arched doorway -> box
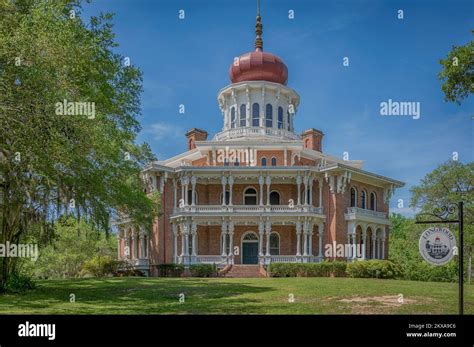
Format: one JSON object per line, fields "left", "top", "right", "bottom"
{"left": 241, "top": 231, "right": 259, "bottom": 264}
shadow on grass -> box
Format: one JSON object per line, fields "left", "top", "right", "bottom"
{"left": 0, "top": 278, "right": 277, "bottom": 314}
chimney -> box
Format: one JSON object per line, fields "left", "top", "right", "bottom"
{"left": 301, "top": 128, "right": 324, "bottom": 152}
{"left": 185, "top": 128, "right": 208, "bottom": 150}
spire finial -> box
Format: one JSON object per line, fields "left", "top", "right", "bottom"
{"left": 255, "top": 0, "right": 263, "bottom": 51}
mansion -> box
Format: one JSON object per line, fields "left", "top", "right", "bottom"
{"left": 116, "top": 9, "right": 403, "bottom": 276}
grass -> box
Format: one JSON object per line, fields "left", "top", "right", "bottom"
{"left": 0, "top": 277, "right": 472, "bottom": 314}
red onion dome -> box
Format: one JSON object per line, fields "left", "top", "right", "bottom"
{"left": 229, "top": 50, "right": 288, "bottom": 85}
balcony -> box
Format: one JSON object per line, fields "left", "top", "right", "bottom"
{"left": 172, "top": 204, "right": 324, "bottom": 216}
{"left": 344, "top": 207, "right": 389, "bottom": 225}
{"left": 213, "top": 127, "right": 300, "bottom": 141}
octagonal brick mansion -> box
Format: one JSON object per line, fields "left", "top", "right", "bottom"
{"left": 116, "top": 12, "right": 404, "bottom": 276}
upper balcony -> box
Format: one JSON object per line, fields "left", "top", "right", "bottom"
{"left": 173, "top": 204, "right": 323, "bottom": 217}
{"left": 344, "top": 206, "right": 390, "bottom": 225}
{"left": 213, "top": 127, "right": 300, "bottom": 142}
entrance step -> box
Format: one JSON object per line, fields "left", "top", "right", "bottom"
{"left": 224, "top": 265, "right": 264, "bottom": 278}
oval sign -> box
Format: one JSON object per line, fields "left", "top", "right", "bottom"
{"left": 419, "top": 227, "right": 456, "bottom": 266}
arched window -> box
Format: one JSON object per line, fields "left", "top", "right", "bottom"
{"left": 252, "top": 103, "right": 260, "bottom": 127}
{"left": 243, "top": 232, "right": 258, "bottom": 241}
{"left": 220, "top": 191, "right": 230, "bottom": 205}
{"left": 269, "top": 232, "right": 280, "bottom": 255}
{"left": 230, "top": 107, "right": 236, "bottom": 128}
{"left": 240, "top": 104, "right": 246, "bottom": 127}
{"left": 278, "top": 107, "right": 284, "bottom": 129}
{"left": 244, "top": 187, "right": 257, "bottom": 205}
{"left": 265, "top": 104, "right": 273, "bottom": 127}
{"left": 370, "top": 192, "right": 377, "bottom": 211}
{"left": 187, "top": 190, "right": 198, "bottom": 205}
{"left": 350, "top": 187, "right": 357, "bottom": 207}
{"left": 361, "top": 190, "right": 367, "bottom": 209}
{"left": 271, "top": 157, "right": 277, "bottom": 166}
{"left": 287, "top": 111, "right": 291, "bottom": 131}
{"left": 261, "top": 157, "right": 267, "bottom": 166}
{"left": 269, "top": 191, "right": 280, "bottom": 205}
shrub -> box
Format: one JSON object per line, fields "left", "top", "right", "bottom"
{"left": 157, "top": 264, "right": 184, "bottom": 277}
{"left": 80, "top": 255, "right": 118, "bottom": 277}
{"left": 330, "top": 261, "right": 347, "bottom": 277}
{"left": 5, "top": 272, "right": 36, "bottom": 293}
{"left": 269, "top": 262, "right": 342, "bottom": 277}
{"left": 189, "top": 264, "right": 217, "bottom": 277}
{"left": 346, "top": 260, "right": 399, "bottom": 279}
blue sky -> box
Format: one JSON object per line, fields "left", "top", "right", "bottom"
{"left": 82, "top": 0, "right": 473, "bottom": 216}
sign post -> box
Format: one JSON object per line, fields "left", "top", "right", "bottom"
{"left": 415, "top": 202, "right": 464, "bottom": 315}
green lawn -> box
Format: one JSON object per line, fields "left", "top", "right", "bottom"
{"left": 0, "top": 277, "right": 472, "bottom": 314}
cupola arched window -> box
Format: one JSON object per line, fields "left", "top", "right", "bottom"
{"left": 252, "top": 103, "right": 260, "bottom": 127}
{"left": 261, "top": 157, "right": 267, "bottom": 166}
{"left": 370, "top": 192, "right": 377, "bottom": 211}
{"left": 271, "top": 157, "right": 277, "bottom": 166}
{"left": 266, "top": 104, "right": 273, "bottom": 127}
{"left": 269, "top": 191, "right": 280, "bottom": 205}
{"left": 361, "top": 190, "right": 367, "bottom": 209}
{"left": 278, "top": 107, "right": 284, "bottom": 129}
{"left": 230, "top": 107, "right": 236, "bottom": 128}
{"left": 244, "top": 187, "right": 257, "bottom": 205}
{"left": 240, "top": 104, "right": 246, "bottom": 127}
{"left": 287, "top": 111, "right": 291, "bottom": 131}
{"left": 350, "top": 187, "right": 357, "bottom": 207}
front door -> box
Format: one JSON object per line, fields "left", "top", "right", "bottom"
{"left": 242, "top": 242, "right": 258, "bottom": 264}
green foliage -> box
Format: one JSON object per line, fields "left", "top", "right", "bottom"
{"left": 24, "top": 217, "right": 117, "bottom": 279}
{"left": 389, "top": 214, "right": 459, "bottom": 282}
{"left": 5, "top": 271, "right": 36, "bottom": 293}
{"left": 268, "top": 261, "right": 346, "bottom": 277}
{"left": 81, "top": 255, "right": 116, "bottom": 277}
{"left": 189, "top": 264, "right": 217, "bottom": 277}
{"left": 0, "top": 0, "right": 157, "bottom": 289}
{"left": 438, "top": 31, "right": 473, "bottom": 104}
{"left": 346, "top": 260, "right": 400, "bottom": 279}
{"left": 156, "top": 264, "right": 184, "bottom": 277}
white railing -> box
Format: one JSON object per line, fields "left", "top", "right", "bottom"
{"left": 270, "top": 255, "right": 299, "bottom": 263}
{"left": 174, "top": 205, "right": 323, "bottom": 215}
{"left": 214, "top": 127, "right": 300, "bottom": 141}
{"left": 346, "top": 207, "right": 387, "bottom": 219}
{"left": 195, "top": 255, "right": 226, "bottom": 264}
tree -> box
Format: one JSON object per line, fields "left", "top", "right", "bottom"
{"left": 438, "top": 31, "right": 474, "bottom": 105}
{"left": 0, "top": 1, "right": 158, "bottom": 291}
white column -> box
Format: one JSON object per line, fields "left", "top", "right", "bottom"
{"left": 308, "top": 221, "right": 314, "bottom": 257}
{"left": 362, "top": 230, "right": 367, "bottom": 260}
{"left": 372, "top": 234, "right": 376, "bottom": 259}
{"left": 228, "top": 222, "right": 234, "bottom": 264}
{"left": 228, "top": 175, "right": 234, "bottom": 206}
{"left": 139, "top": 233, "right": 145, "bottom": 259}
{"left": 221, "top": 175, "right": 227, "bottom": 206}
{"left": 191, "top": 221, "right": 197, "bottom": 259}
{"left": 296, "top": 221, "right": 302, "bottom": 257}
{"left": 309, "top": 178, "right": 313, "bottom": 206}
{"left": 266, "top": 174, "right": 271, "bottom": 206}
{"left": 303, "top": 220, "right": 308, "bottom": 257}
{"left": 381, "top": 238, "right": 385, "bottom": 259}
{"left": 221, "top": 221, "right": 228, "bottom": 257}
{"left": 180, "top": 177, "right": 185, "bottom": 207}
{"left": 318, "top": 223, "right": 324, "bottom": 258}
{"left": 172, "top": 223, "right": 178, "bottom": 263}
{"left": 173, "top": 178, "right": 177, "bottom": 209}
{"left": 296, "top": 174, "right": 302, "bottom": 206}
{"left": 258, "top": 221, "right": 264, "bottom": 257}
{"left": 259, "top": 173, "right": 264, "bottom": 206}
{"left": 318, "top": 178, "right": 323, "bottom": 207}
{"left": 191, "top": 175, "right": 196, "bottom": 206}
{"left": 184, "top": 176, "right": 189, "bottom": 206}
{"left": 265, "top": 221, "right": 271, "bottom": 257}
{"left": 180, "top": 223, "right": 185, "bottom": 258}
{"left": 303, "top": 175, "right": 308, "bottom": 205}
{"left": 183, "top": 222, "right": 190, "bottom": 264}
{"left": 131, "top": 234, "right": 137, "bottom": 259}
{"left": 125, "top": 235, "right": 130, "bottom": 259}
